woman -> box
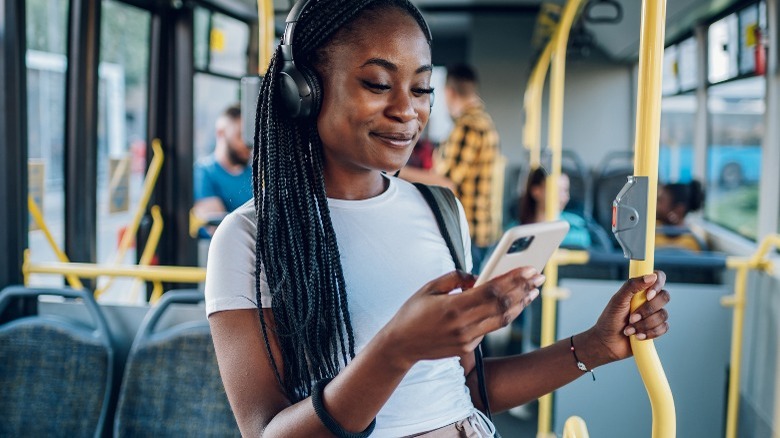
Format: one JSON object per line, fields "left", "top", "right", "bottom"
{"left": 518, "top": 167, "right": 591, "bottom": 249}
{"left": 655, "top": 180, "right": 707, "bottom": 251}
{"left": 206, "top": 1, "right": 671, "bottom": 436}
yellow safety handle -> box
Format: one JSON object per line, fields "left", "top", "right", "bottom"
{"left": 130, "top": 205, "right": 165, "bottom": 304}
{"left": 628, "top": 0, "right": 675, "bottom": 436}
{"left": 258, "top": 0, "right": 274, "bottom": 74}
{"left": 723, "top": 234, "right": 780, "bottom": 438}
{"left": 562, "top": 416, "right": 590, "bottom": 438}
{"left": 95, "top": 139, "right": 164, "bottom": 299}
{"left": 536, "top": 0, "right": 584, "bottom": 435}
{"left": 523, "top": 42, "right": 553, "bottom": 170}
{"left": 26, "top": 195, "right": 84, "bottom": 289}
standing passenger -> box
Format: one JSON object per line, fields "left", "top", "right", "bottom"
{"left": 206, "top": 1, "right": 671, "bottom": 436}
{"left": 436, "top": 64, "right": 499, "bottom": 271}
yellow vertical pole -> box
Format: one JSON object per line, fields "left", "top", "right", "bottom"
{"left": 258, "top": 0, "right": 274, "bottom": 75}
{"left": 27, "top": 195, "right": 84, "bottom": 289}
{"left": 723, "top": 235, "right": 780, "bottom": 438}
{"left": 537, "top": 0, "right": 583, "bottom": 436}
{"left": 723, "top": 263, "right": 748, "bottom": 438}
{"left": 523, "top": 42, "right": 553, "bottom": 170}
{"left": 629, "top": 0, "right": 675, "bottom": 437}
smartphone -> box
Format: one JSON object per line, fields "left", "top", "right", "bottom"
{"left": 474, "top": 220, "right": 570, "bottom": 287}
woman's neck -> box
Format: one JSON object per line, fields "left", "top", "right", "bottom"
{"left": 324, "top": 168, "right": 388, "bottom": 200}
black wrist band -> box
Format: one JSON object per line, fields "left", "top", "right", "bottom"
{"left": 570, "top": 335, "right": 596, "bottom": 381}
{"left": 311, "top": 378, "right": 377, "bottom": 438}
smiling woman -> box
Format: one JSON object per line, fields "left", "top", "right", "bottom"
{"left": 204, "top": 1, "right": 671, "bottom": 437}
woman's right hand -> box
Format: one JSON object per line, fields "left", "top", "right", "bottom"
{"left": 380, "top": 268, "right": 545, "bottom": 368}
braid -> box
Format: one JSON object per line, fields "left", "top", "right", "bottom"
{"left": 252, "top": 0, "right": 432, "bottom": 402}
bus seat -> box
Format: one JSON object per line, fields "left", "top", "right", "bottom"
{"left": 0, "top": 286, "right": 115, "bottom": 438}
{"left": 562, "top": 149, "right": 590, "bottom": 218}
{"left": 114, "top": 290, "right": 237, "bottom": 437}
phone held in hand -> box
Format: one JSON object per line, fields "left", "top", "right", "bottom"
{"left": 475, "top": 220, "right": 570, "bottom": 287}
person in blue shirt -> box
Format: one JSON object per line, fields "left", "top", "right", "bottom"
{"left": 518, "top": 167, "right": 591, "bottom": 249}
{"left": 193, "top": 104, "right": 253, "bottom": 236}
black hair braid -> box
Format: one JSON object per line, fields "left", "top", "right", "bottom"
{"left": 252, "top": 0, "right": 432, "bottom": 402}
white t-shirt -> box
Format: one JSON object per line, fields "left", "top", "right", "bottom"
{"left": 205, "top": 176, "right": 481, "bottom": 437}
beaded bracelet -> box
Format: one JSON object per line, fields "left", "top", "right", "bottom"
{"left": 570, "top": 336, "right": 596, "bottom": 381}
{"left": 311, "top": 378, "right": 377, "bottom": 438}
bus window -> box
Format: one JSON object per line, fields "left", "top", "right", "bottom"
{"left": 25, "top": 0, "right": 68, "bottom": 288}
{"left": 192, "top": 8, "right": 249, "bottom": 169}
{"left": 96, "top": 0, "right": 151, "bottom": 301}
{"left": 659, "top": 94, "right": 696, "bottom": 184}
{"left": 194, "top": 75, "right": 240, "bottom": 163}
{"left": 706, "top": 76, "right": 765, "bottom": 239}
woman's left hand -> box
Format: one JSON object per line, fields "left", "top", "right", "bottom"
{"left": 589, "top": 271, "right": 670, "bottom": 363}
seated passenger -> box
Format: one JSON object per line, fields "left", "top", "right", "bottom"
{"left": 517, "top": 167, "right": 591, "bottom": 249}
{"left": 656, "top": 180, "right": 707, "bottom": 252}
{"left": 206, "top": 2, "right": 671, "bottom": 437}
{"left": 193, "top": 104, "right": 253, "bottom": 237}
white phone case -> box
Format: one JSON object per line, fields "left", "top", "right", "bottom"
{"left": 475, "top": 220, "right": 570, "bottom": 286}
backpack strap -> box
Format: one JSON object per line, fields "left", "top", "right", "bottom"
{"left": 413, "top": 183, "right": 466, "bottom": 271}
{"left": 413, "top": 182, "right": 494, "bottom": 423}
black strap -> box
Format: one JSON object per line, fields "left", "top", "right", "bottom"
{"left": 413, "top": 183, "right": 493, "bottom": 423}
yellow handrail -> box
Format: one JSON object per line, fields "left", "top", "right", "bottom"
{"left": 722, "top": 235, "right": 779, "bottom": 438}
{"left": 95, "top": 139, "right": 164, "bottom": 298}
{"left": 629, "top": 0, "right": 675, "bottom": 436}
{"left": 258, "top": 0, "right": 274, "bottom": 75}
{"left": 24, "top": 261, "right": 205, "bottom": 283}
{"left": 130, "top": 205, "right": 165, "bottom": 304}
{"left": 537, "top": 0, "right": 584, "bottom": 435}
{"left": 562, "top": 416, "right": 590, "bottom": 438}
{"left": 523, "top": 41, "right": 553, "bottom": 170}
{"left": 27, "top": 195, "right": 84, "bottom": 289}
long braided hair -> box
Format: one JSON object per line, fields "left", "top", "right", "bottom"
{"left": 252, "top": 0, "right": 432, "bottom": 402}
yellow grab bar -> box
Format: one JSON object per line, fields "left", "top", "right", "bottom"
{"left": 523, "top": 41, "right": 553, "bottom": 170}
{"left": 629, "top": 0, "right": 675, "bottom": 436}
{"left": 95, "top": 139, "right": 164, "bottom": 298}
{"left": 562, "top": 416, "right": 590, "bottom": 438}
{"left": 27, "top": 195, "right": 84, "bottom": 289}
{"left": 723, "top": 235, "right": 779, "bottom": 438}
{"left": 258, "top": 0, "right": 274, "bottom": 75}
{"left": 130, "top": 205, "right": 165, "bottom": 304}
{"left": 25, "top": 261, "right": 205, "bottom": 283}
{"left": 537, "top": 0, "right": 584, "bottom": 435}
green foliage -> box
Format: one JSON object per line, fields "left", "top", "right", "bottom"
{"left": 26, "top": 0, "right": 68, "bottom": 54}
{"left": 100, "top": 0, "right": 151, "bottom": 89}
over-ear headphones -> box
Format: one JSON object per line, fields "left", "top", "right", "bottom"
{"left": 278, "top": 0, "right": 319, "bottom": 119}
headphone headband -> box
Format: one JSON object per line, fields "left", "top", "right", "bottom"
{"left": 283, "top": 0, "right": 313, "bottom": 46}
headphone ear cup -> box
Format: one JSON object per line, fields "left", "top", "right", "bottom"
{"left": 299, "top": 65, "right": 322, "bottom": 119}
{"left": 279, "top": 63, "right": 307, "bottom": 119}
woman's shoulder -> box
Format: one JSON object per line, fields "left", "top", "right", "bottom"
{"left": 210, "top": 200, "right": 256, "bottom": 250}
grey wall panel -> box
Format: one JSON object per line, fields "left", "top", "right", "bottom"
{"left": 554, "top": 278, "right": 731, "bottom": 438}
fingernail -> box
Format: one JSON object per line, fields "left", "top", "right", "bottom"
{"left": 529, "top": 288, "right": 540, "bottom": 300}
{"left": 629, "top": 313, "right": 642, "bottom": 324}
{"left": 636, "top": 333, "right": 647, "bottom": 340}
{"left": 646, "top": 289, "right": 657, "bottom": 301}
{"left": 533, "top": 275, "right": 546, "bottom": 287}
{"left": 643, "top": 273, "right": 657, "bottom": 283}
{"left": 624, "top": 326, "right": 636, "bottom": 336}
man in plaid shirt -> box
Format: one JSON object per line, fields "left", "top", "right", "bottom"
{"left": 436, "top": 64, "right": 499, "bottom": 272}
